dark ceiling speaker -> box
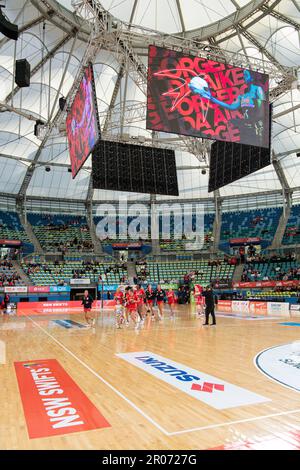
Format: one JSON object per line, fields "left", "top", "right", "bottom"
{"left": 0, "top": 7, "right": 19, "bottom": 40}
{"left": 45, "top": 166, "right": 51, "bottom": 172}
{"left": 201, "top": 169, "right": 207, "bottom": 175}
{"left": 34, "top": 119, "right": 45, "bottom": 137}
{"left": 297, "top": 152, "right": 300, "bottom": 158}
{"left": 59, "top": 97, "right": 66, "bottom": 111}
{"left": 15, "top": 59, "right": 30, "bottom": 87}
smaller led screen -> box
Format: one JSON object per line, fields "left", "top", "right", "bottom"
{"left": 66, "top": 64, "right": 100, "bottom": 178}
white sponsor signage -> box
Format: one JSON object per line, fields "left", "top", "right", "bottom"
{"left": 290, "top": 305, "right": 300, "bottom": 312}
{"left": 255, "top": 343, "right": 300, "bottom": 392}
{"left": 117, "top": 351, "right": 270, "bottom": 409}
{"left": 232, "top": 300, "right": 249, "bottom": 312}
{"left": 70, "top": 279, "right": 90, "bottom": 285}
{"left": 4, "top": 286, "right": 27, "bottom": 293}
{"left": 267, "top": 302, "right": 289, "bottom": 316}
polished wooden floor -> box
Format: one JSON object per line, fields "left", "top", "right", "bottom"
{"left": 1, "top": 305, "right": 300, "bottom": 450}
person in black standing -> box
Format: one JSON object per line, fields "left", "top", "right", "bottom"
{"left": 4, "top": 293, "right": 10, "bottom": 312}
{"left": 202, "top": 286, "right": 216, "bottom": 326}
{"left": 155, "top": 284, "right": 165, "bottom": 320}
{"left": 82, "top": 289, "right": 94, "bottom": 327}
{"left": 145, "top": 284, "right": 155, "bottom": 319}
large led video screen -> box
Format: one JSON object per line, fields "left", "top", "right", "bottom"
{"left": 147, "top": 45, "right": 270, "bottom": 148}
{"left": 66, "top": 64, "right": 100, "bottom": 178}
{"left": 208, "top": 104, "right": 272, "bottom": 192}
{"left": 92, "top": 140, "right": 178, "bottom": 196}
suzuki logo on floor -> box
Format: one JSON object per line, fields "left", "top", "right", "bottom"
{"left": 191, "top": 382, "right": 225, "bottom": 393}
{"left": 117, "top": 352, "right": 270, "bottom": 410}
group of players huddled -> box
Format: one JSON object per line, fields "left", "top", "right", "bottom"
{"left": 114, "top": 284, "right": 177, "bottom": 329}
{"left": 113, "top": 282, "right": 212, "bottom": 329}
{"left": 82, "top": 282, "right": 216, "bottom": 329}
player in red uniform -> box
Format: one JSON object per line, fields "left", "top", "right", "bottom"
{"left": 126, "top": 289, "right": 139, "bottom": 329}
{"left": 166, "top": 287, "right": 176, "bottom": 317}
{"left": 135, "top": 285, "right": 145, "bottom": 323}
{"left": 193, "top": 283, "right": 204, "bottom": 316}
{"left": 123, "top": 286, "right": 131, "bottom": 325}
{"left": 114, "top": 287, "right": 124, "bottom": 304}
{"left": 114, "top": 287, "right": 125, "bottom": 329}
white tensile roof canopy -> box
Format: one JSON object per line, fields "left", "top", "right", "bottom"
{"left": 0, "top": 0, "right": 299, "bottom": 209}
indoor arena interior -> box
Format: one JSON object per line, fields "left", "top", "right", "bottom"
{"left": 0, "top": 0, "right": 300, "bottom": 454}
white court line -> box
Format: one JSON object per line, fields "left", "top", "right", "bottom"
{"left": 27, "top": 316, "right": 300, "bottom": 438}
{"left": 27, "top": 316, "right": 169, "bottom": 436}
{"left": 168, "top": 407, "right": 300, "bottom": 436}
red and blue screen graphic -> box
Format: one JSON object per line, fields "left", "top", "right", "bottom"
{"left": 147, "top": 45, "right": 270, "bottom": 148}
{"left": 66, "top": 64, "right": 100, "bottom": 178}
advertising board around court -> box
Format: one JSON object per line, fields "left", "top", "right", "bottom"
{"left": 231, "top": 300, "right": 249, "bottom": 312}
{"left": 216, "top": 300, "right": 232, "bottom": 312}
{"left": 4, "top": 285, "right": 71, "bottom": 294}
{"left": 249, "top": 301, "right": 268, "bottom": 315}
{"left": 217, "top": 300, "right": 290, "bottom": 316}
{"left": 290, "top": 304, "right": 300, "bottom": 312}
{"left": 17, "top": 300, "right": 82, "bottom": 315}
{"left": 28, "top": 286, "right": 50, "bottom": 293}
{"left": 99, "top": 284, "right": 119, "bottom": 292}
{"left": 267, "top": 302, "right": 290, "bottom": 316}
{"left": 50, "top": 285, "right": 71, "bottom": 293}
{"left": 5, "top": 286, "right": 27, "bottom": 293}
{"left": 17, "top": 299, "right": 115, "bottom": 315}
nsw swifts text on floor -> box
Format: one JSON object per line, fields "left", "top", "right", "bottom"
{"left": 14, "top": 359, "right": 110, "bottom": 438}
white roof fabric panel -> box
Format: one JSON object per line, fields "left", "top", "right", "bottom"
{"left": 27, "top": 166, "right": 89, "bottom": 199}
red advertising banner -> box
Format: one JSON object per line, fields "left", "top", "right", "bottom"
{"left": 233, "top": 280, "right": 300, "bottom": 289}
{"left": 229, "top": 237, "right": 261, "bottom": 246}
{"left": 17, "top": 300, "right": 115, "bottom": 316}
{"left": 111, "top": 242, "right": 142, "bottom": 249}
{"left": 28, "top": 286, "right": 50, "bottom": 293}
{"left": 18, "top": 300, "right": 82, "bottom": 315}
{"left": 249, "top": 301, "right": 268, "bottom": 315}
{"left": 14, "top": 359, "right": 110, "bottom": 438}
{"left": 216, "top": 300, "right": 232, "bottom": 312}
{"left": 0, "top": 239, "right": 22, "bottom": 246}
